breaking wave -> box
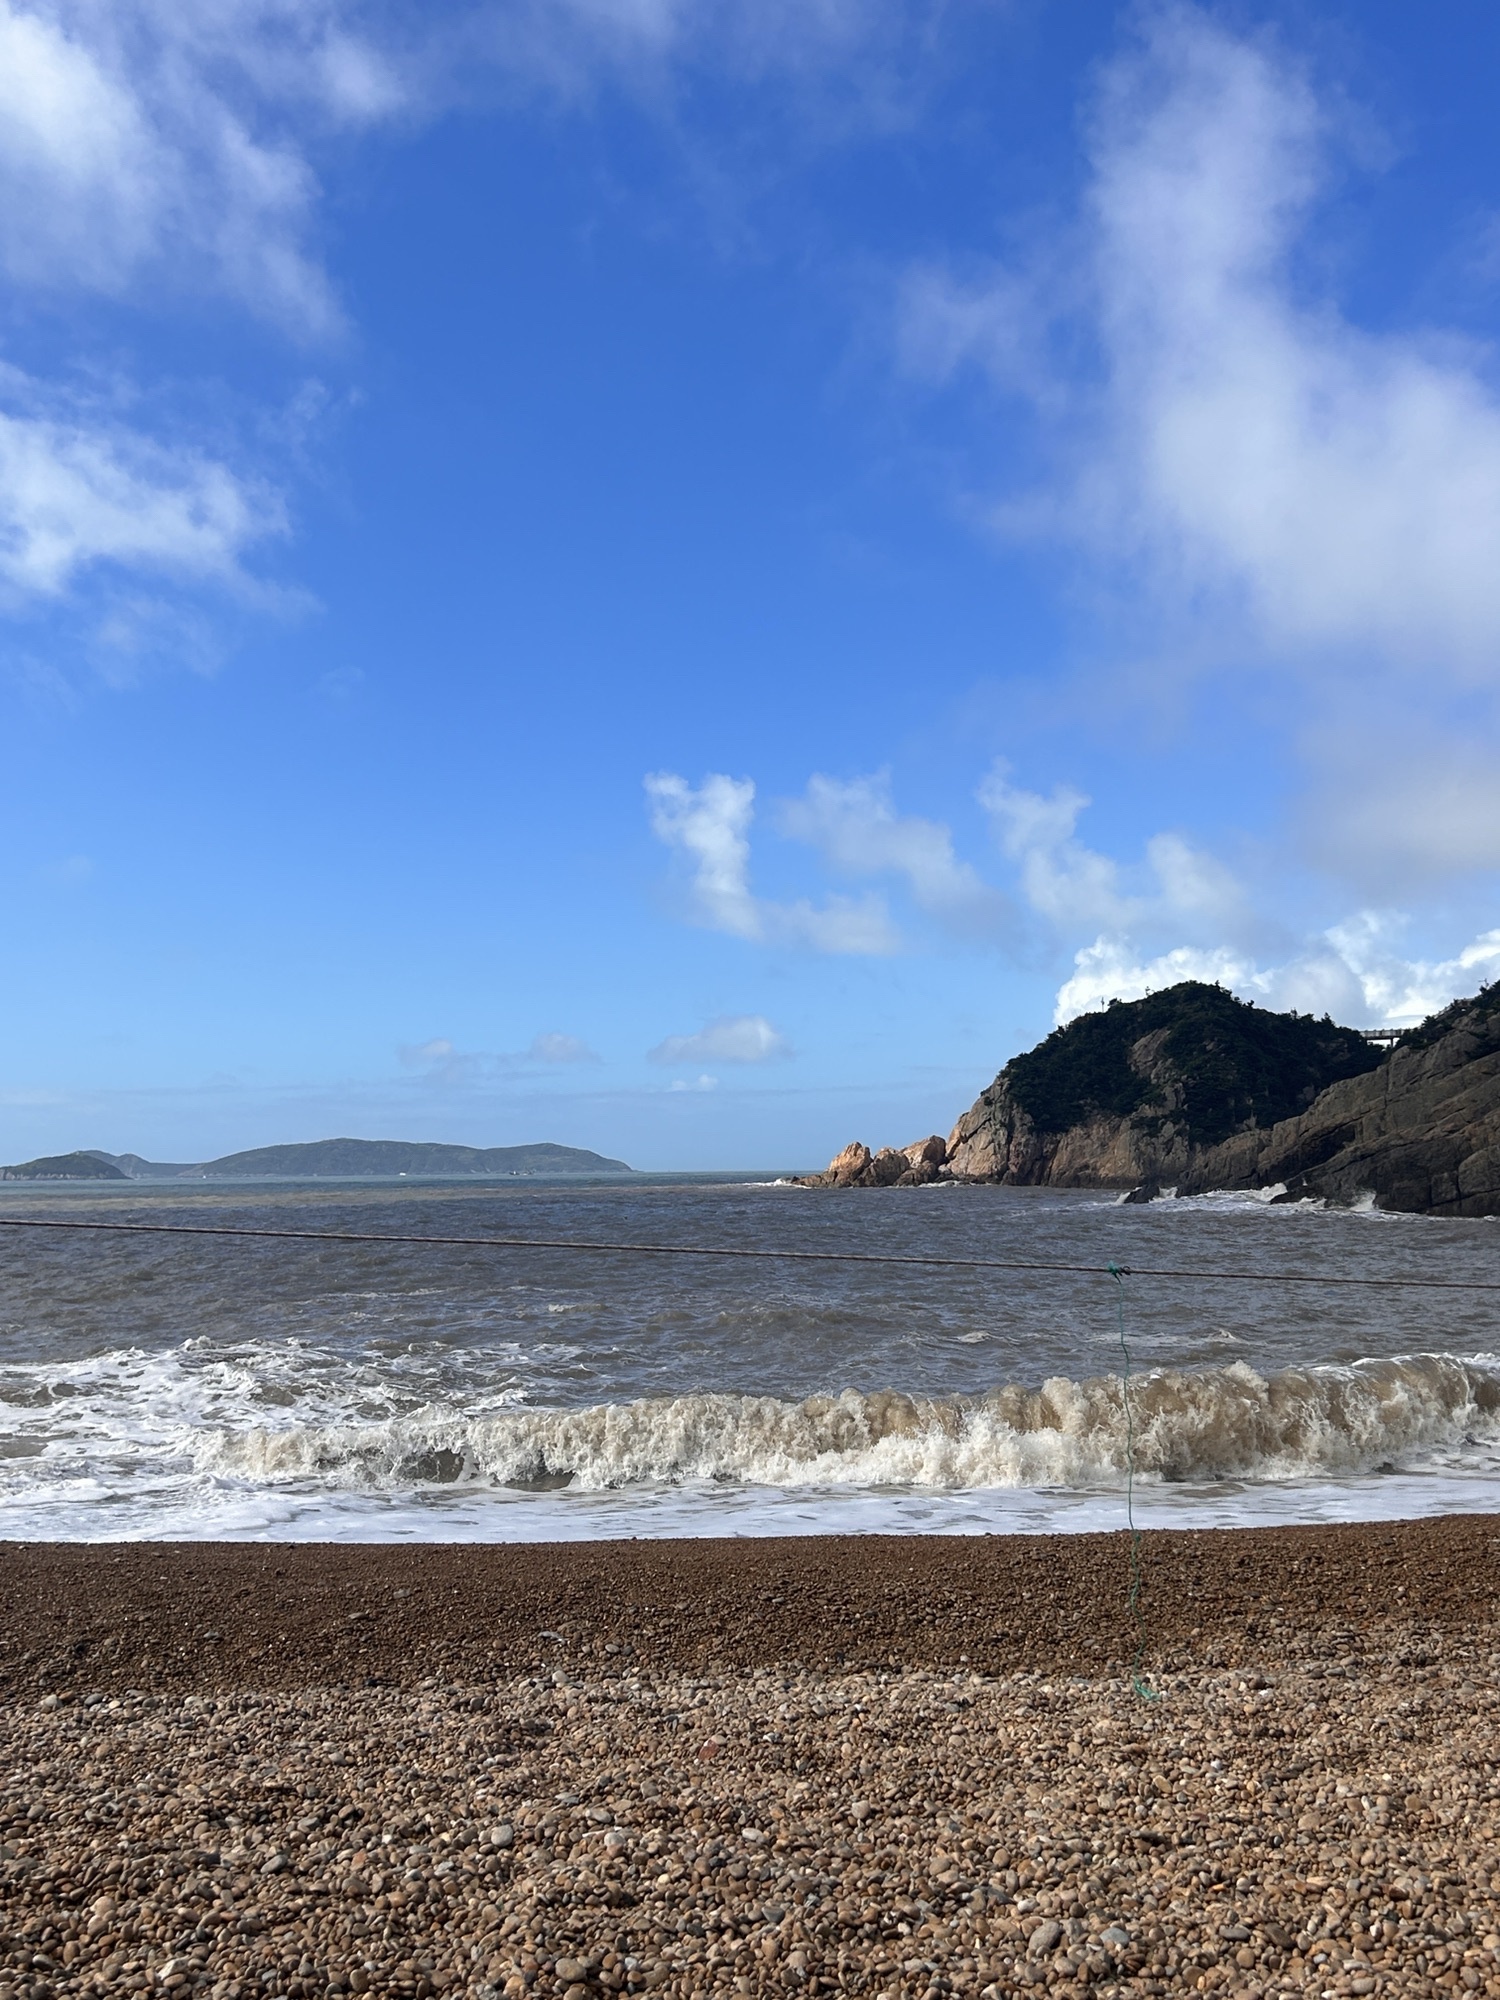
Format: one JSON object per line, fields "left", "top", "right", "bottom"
{"left": 201, "top": 1353, "right": 1500, "bottom": 1493}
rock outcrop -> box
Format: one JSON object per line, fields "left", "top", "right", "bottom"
{"left": 800, "top": 979, "right": 1500, "bottom": 1215}
{"left": 1190, "top": 988, "right": 1500, "bottom": 1215}
{"left": 796, "top": 1135, "right": 948, "bottom": 1188}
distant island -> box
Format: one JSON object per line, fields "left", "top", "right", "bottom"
{"left": 799, "top": 977, "right": 1500, "bottom": 1217}
{"left": 2, "top": 1138, "right": 633, "bottom": 1181}
{"left": 1, "top": 1151, "right": 129, "bottom": 1181}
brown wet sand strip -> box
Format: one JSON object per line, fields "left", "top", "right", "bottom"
{"left": 3, "top": 1518, "right": 1500, "bottom": 2000}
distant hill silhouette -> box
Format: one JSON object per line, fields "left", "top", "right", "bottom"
{"left": 85, "top": 1152, "right": 198, "bottom": 1179}
{"left": 2, "top": 1151, "right": 128, "bottom": 1181}
{"left": 181, "top": 1138, "right": 632, "bottom": 1178}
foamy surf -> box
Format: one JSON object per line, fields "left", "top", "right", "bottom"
{"left": 190, "top": 1353, "right": 1500, "bottom": 1494}
{"left": 5, "top": 1176, "right": 1499, "bottom": 1538}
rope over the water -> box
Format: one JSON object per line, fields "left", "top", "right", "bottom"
{"left": 1, "top": 1213, "right": 1500, "bottom": 1287}
{"left": 1110, "top": 1261, "right": 1160, "bottom": 1703}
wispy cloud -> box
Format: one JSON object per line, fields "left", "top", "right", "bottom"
{"left": 0, "top": 0, "right": 953, "bottom": 664}
{"left": 778, "top": 771, "right": 1010, "bottom": 936}
{"left": 648, "top": 754, "right": 1499, "bottom": 1032}
{"left": 0, "top": 0, "right": 398, "bottom": 665}
{"left": 648, "top": 1014, "right": 790, "bottom": 1065}
{"left": 978, "top": 762, "right": 1242, "bottom": 935}
{"left": 1323, "top": 916, "right": 1500, "bottom": 1028}
{"left": 0, "top": 379, "right": 285, "bottom": 605}
{"left": 984, "top": 766, "right": 1500, "bottom": 1029}
{"left": 908, "top": 5, "right": 1500, "bottom": 678}
{"left": 398, "top": 1028, "right": 600, "bottom": 1083}
{"left": 902, "top": 3, "right": 1500, "bottom": 888}
{"left": 645, "top": 771, "right": 896, "bottom": 953}
{"left": 0, "top": 0, "right": 403, "bottom": 335}
{"left": 465, "top": 0, "right": 952, "bottom": 124}
{"left": 527, "top": 1031, "right": 599, "bottom": 1063}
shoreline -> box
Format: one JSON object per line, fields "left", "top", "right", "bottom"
{"left": 5, "top": 1519, "right": 1500, "bottom": 2000}
{"left": 5, "top": 1515, "right": 1500, "bottom": 1695}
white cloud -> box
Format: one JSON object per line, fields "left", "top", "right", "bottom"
{"left": 1051, "top": 915, "right": 1500, "bottom": 1030}
{"left": 402, "top": 1036, "right": 456, "bottom": 1066}
{"left": 668, "top": 1072, "right": 718, "bottom": 1091}
{"left": 0, "top": 0, "right": 393, "bottom": 335}
{"left": 648, "top": 1013, "right": 790, "bottom": 1064}
{"left": 528, "top": 1031, "right": 598, "bottom": 1063}
{"left": 397, "top": 1029, "right": 600, "bottom": 1081}
{"left": 1305, "top": 730, "right": 1500, "bottom": 883}
{"left": 645, "top": 770, "right": 759, "bottom": 938}
{"left": 0, "top": 390, "right": 283, "bottom": 601}
{"left": 475, "top": 0, "right": 932, "bottom": 111}
{"left": 1324, "top": 914, "right": 1500, "bottom": 1027}
{"left": 0, "top": 0, "right": 941, "bottom": 338}
{"left": 645, "top": 770, "right": 896, "bottom": 953}
{"left": 1054, "top": 938, "right": 1251, "bottom": 1025}
{"left": 978, "top": 761, "right": 1241, "bottom": 934}
{"left": 0, "top": 0, "right": 933, "bottom": 646}
{"left": 908, "top": 5, "right": 1500, "bottom": 685}
{"left": 0, "top": 3, "right": 160, "bottom": 295}
{"left": 778, "top": 772, "right": 1009, "bottom": 934}
{"left": 977, "top": 760, "right": 1499, "bottom": 1030}
{"left": 398, "top": 1035, "right": 497, "bottom": 1087}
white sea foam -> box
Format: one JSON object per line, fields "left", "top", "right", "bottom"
{"left": 180, "top": 1352, "right": 1500, "bottom": 1495}
{"left": 6, "top": 1344, "right": 1499, "bottom": 1505}
{"left": 4, "top": 1342, "right": 1500, "bottom": 1540}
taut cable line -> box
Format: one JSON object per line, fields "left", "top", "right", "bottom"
{"left": 0, "top": 1212, "right": 1499, "bottom": 1287}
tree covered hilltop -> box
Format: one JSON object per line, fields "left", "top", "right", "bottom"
{"left": 801, "top": 979, "right": 1500, "bottom": 1217}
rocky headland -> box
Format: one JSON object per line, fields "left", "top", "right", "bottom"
{"left": 799, "top": 979, "right": 1500, "bottom": 1217}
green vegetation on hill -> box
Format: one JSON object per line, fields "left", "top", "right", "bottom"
{"left": 2, "top": 1151, "right": 128, "bottom": 1181}
{"left": 1003, "top": 981, "right": 1383, "bottom": 1147}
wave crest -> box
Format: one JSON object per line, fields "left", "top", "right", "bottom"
{"left": 199, "top": 1353, "right": 1500, "bottom": 1493}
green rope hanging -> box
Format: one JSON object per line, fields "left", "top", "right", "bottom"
{"left": 1109, "top": 1261, "right": 1160, "bottom": 1702}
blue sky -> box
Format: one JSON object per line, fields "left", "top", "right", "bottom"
{"left": 4, "top": 0, "right": 1500, "bottom": 1170}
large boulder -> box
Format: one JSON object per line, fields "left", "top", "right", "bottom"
{"left": 827, "top": 1142, "right": 872, "bottom": 1187}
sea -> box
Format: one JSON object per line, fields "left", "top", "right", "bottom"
{"left": 1, "top": 1174, "right": 1498, "bottom": 1543}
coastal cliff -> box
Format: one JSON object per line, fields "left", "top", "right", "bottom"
{"left": 1184, "top": 983, "right": 1500, "bottom": 1216}
{"left": 803, "top": 978, "right": 1500, "bottom": 1216}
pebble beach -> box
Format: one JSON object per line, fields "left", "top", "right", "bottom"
{"left": 3, "top": 1518, "right": 1500, "bottom": 2000}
